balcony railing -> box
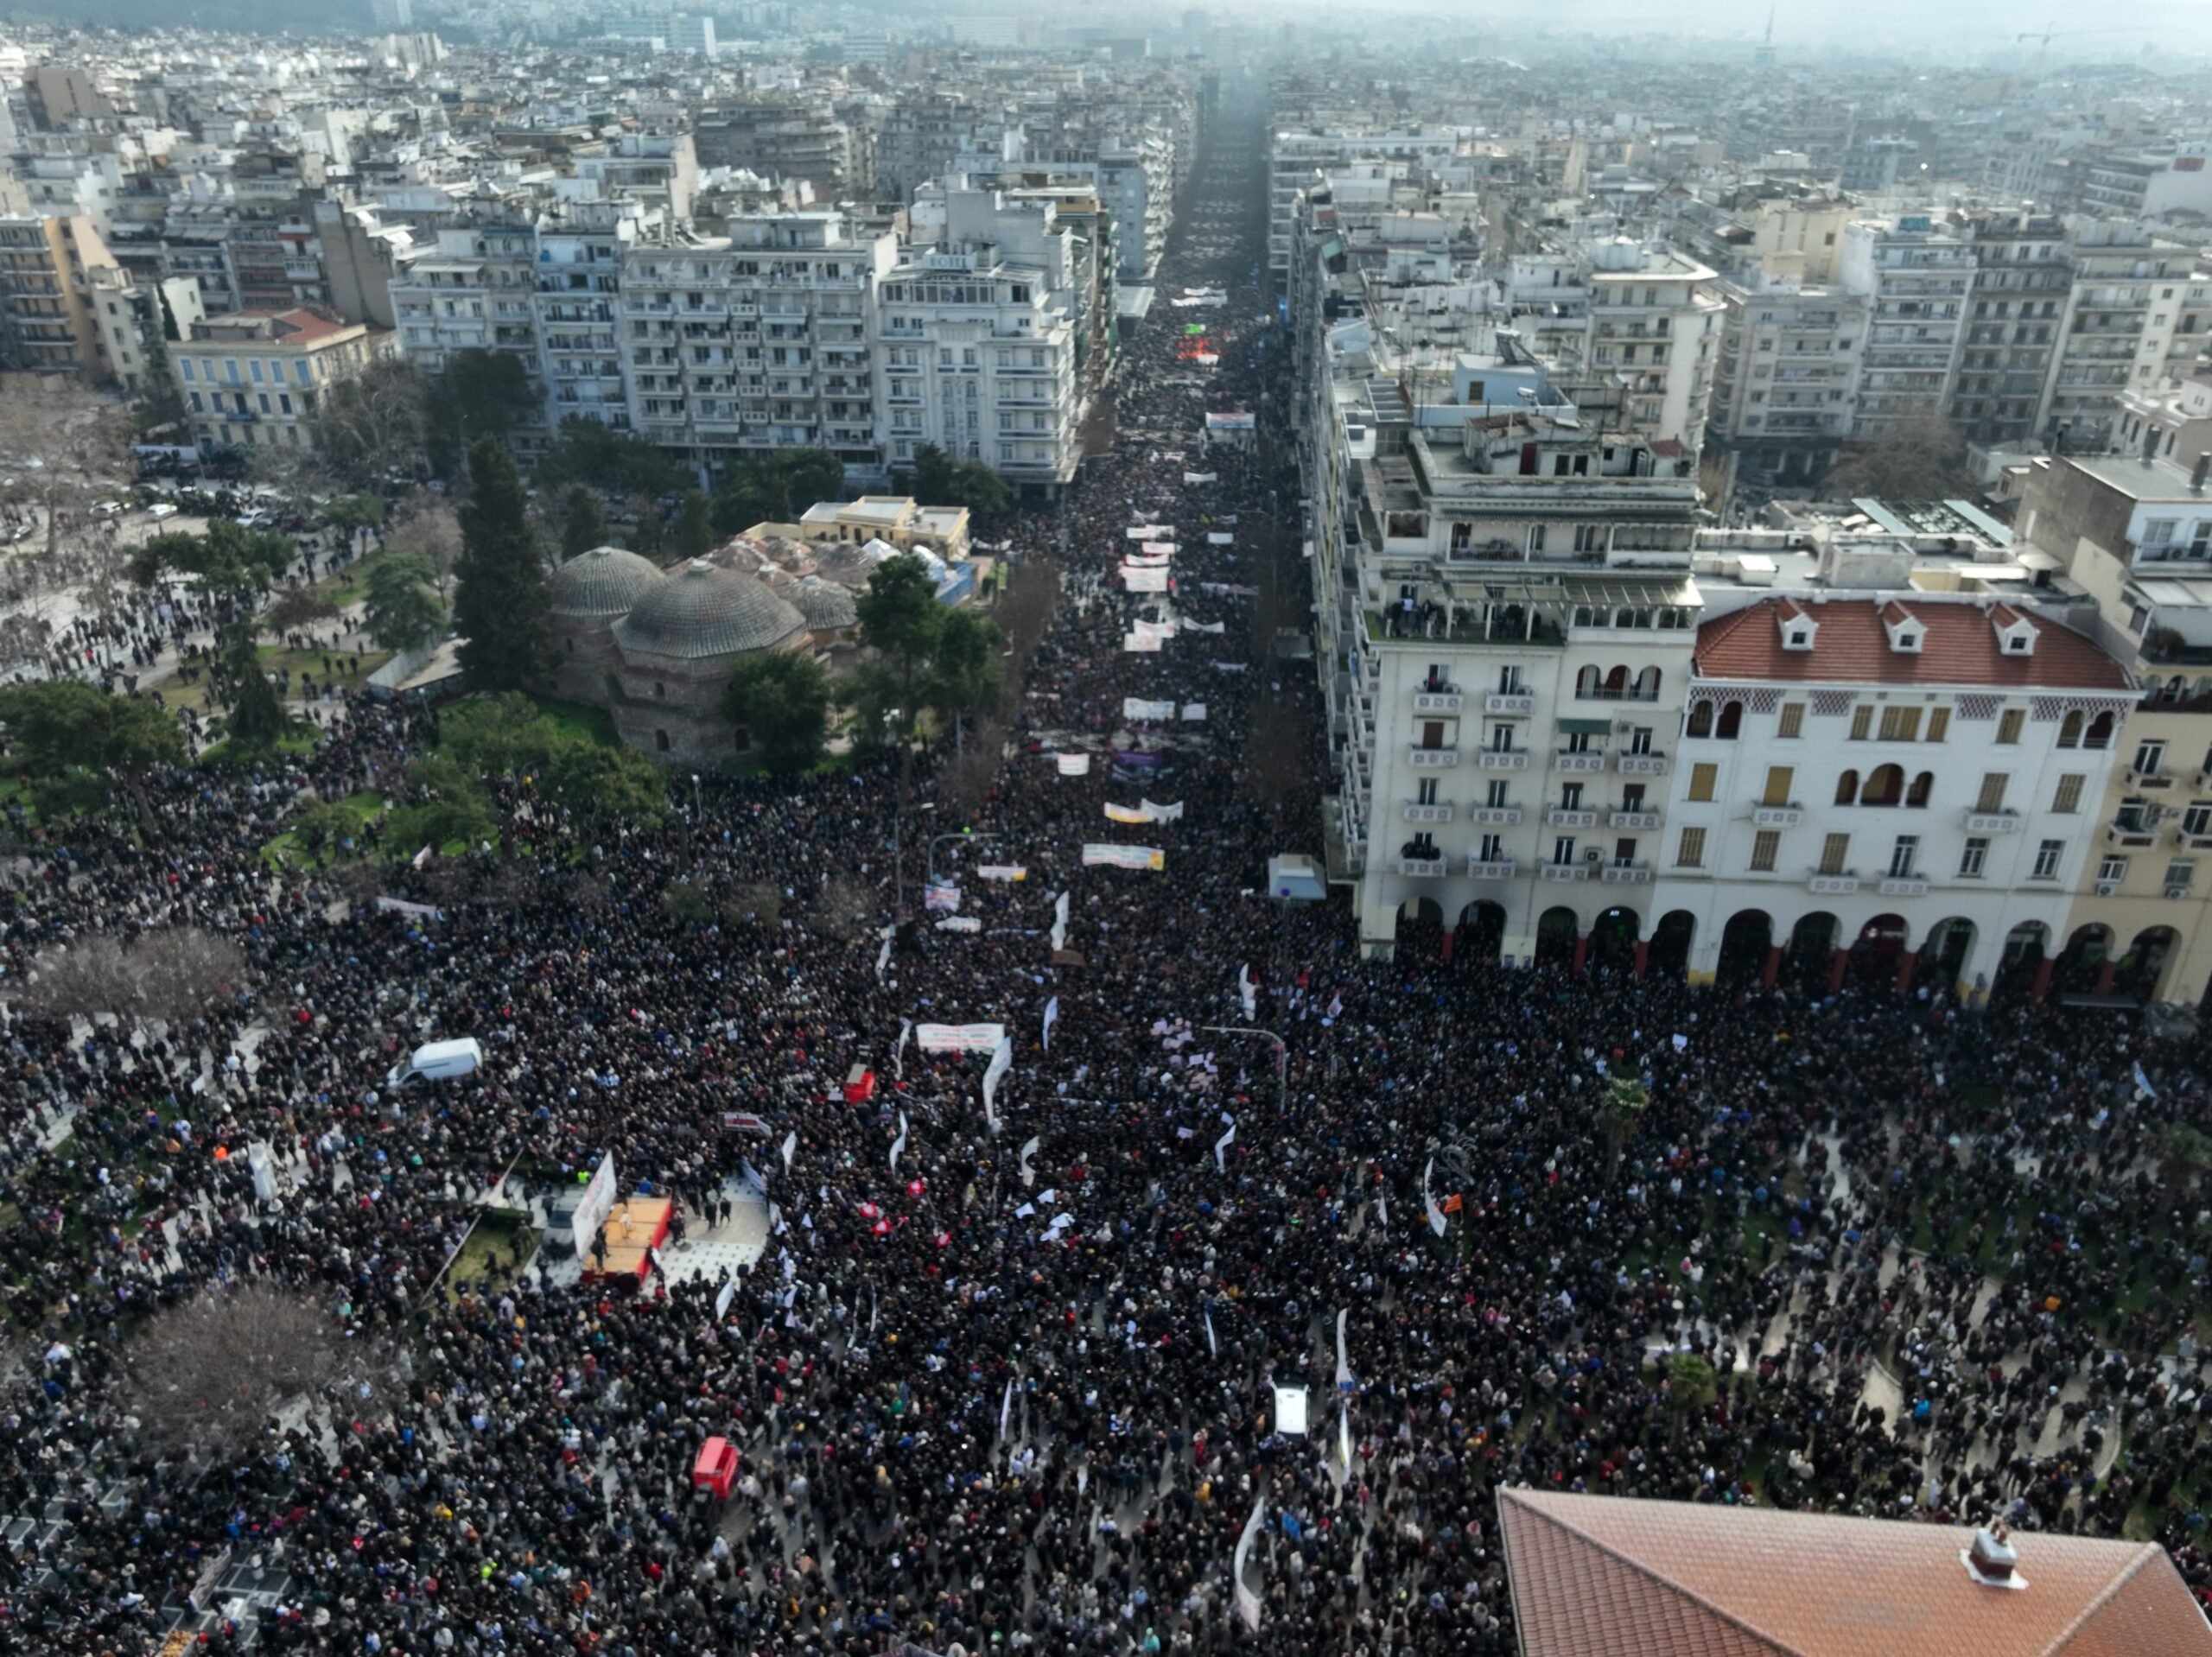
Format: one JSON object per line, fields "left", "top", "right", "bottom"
{"left": 1545, "top": 808, "right": 1599, "bottom": 829}
{"left": 1413, "top": 690, "right": 1464, "bottom": 714}
{"left": 1409, "top": 748, "right": 1460, "bottom": 769}
{"left": 1601, "top": 863, "right": 1653, "bottom": 884}
{"left": 1610, "top": 810, "right": 1662, "bottom": 830}
{"left": 1484, "top": 693, "right": 1535, "bottom": 715}
{"left": 1879, "top": 876, "right": 1929, "bottom": 897}
{"left": 1402, "top": 803, "right": 1453, "bottom": 823}
{"left": 1466, "top": 856, "right": 1516, "bottom": 879}
{"left": 1554, "top": 752, "right": 1606, "bottom": 772}
{"left": 1541, "top": 863, "right": 1592, "bottom": 882}
{"left": 1964, "top": 809, "right": 2019, "bottom": 834}
{"left": 1477, "top": 750, "right": 1528, "bottom": 771}
{"left": 1617, "top": 752, "right": 1669, "bottom": 775}
{"left": 1808, "top": 869, "right": 1859, "bottom": 894}
{"left": 1471, "top": 806, "right": 1522, "bottom": 826}
{"left": 1752, "top": 804, "right": 1802, "bottom": 828}
{"left": 2129, "top": 769, "right": 2177, "bottom": 790}
{"left": 1399, "top": 856, "right": 1448, "bottom": 879}
{"left": 2107, "top": 822, "right": 2157, "bottom": 848}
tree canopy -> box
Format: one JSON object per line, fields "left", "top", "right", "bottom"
{"left": 0, "top": 681, "right": 185, "bottom": 777}
{"left": 910, "top": 442, "right": 1012, "bottom": 515}
{"left": 130, "top": 518, "right": 294, "bottom": 594}
{"left": 535, "top": 416, "right": 689, "bottom": 498}
{"left": 428, "top": 347, "right": 540, "bottom": 473}
{"left": 363, "top": 550, "right": 444, "bottom": 653}
{"left": 709, "top": 448, "right": 847, "bottom": 533}
{"left": 559, "top": 486, "right": 610, "bottom": 561}
{"left": 452, "top": 439, "right": 555, "bottom": 691}
{"left": 213, "top": 622, "right": 290, "bottom": 749}
{"left": 725, "top": 650, "right": 834, "bottom": 774}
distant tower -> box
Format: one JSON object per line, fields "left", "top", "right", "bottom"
{"left": 1752, "top": 4, "right": 1776, "bottom": 67}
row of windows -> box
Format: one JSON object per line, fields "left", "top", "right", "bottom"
{"left": 1672, "top": 827, "right": 2080, "bottom": 883}
{"left": 1687, "top": 699, "right": 2117, "bottom": 749}
{"left": 1682, "top": 760, "right": 2110, "bottom": 816}
{"left": 179, "top": 355, "right": 317, "bottom": 387}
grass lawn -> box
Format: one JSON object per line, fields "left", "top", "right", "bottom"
{"left": 149, "top": 643, "right": 394, "bottom": 721}
{"left": 306, "top": 543, "right": 413, "bottom": 606}
{"left": 444, "top": 1207, "right": 538, "bottom": 1302}
{"left": 261, "top": 789, "right": 389, "bottom": 871}
{"left": 439, "top": 694, "right": 620, "bottom": 753}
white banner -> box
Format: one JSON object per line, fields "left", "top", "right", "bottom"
{"left": 1082, "top": 844, "right": 1165, "bottom": 870}
{"left": 1238, "top": 963, "right": 1256, "bottom": 1020}
{"left": 1180, "top": 618, "right": 1225, "bottom": 633}
{"left": 1119, "top": 566, "right": 1171, "bottom": 592}
{"left": 1423, "top": 1155, "right": 1448, "bottom": 1238}
{"left": 573, "top": 1152, "right": 618, "bottom": 1260}
{"left": 1125, "top": 549, "right": 1173, "bottom": 568}
{"left": 923, "top": 882, "right": 961, "bottom": 913}
{"left": 895, "top": 1017, "right": 912, "bottom": 1078}
{"left": 1019, "top": 1133, "right": 1040, "bottom": 1186}
{"left": 1105, "top": 803, "right": 1153, "bottom": 824}
{"left": 715, "top": 1276, "right": 738, "bottom": 1322}
{"left": 1124, "top": 697, "right": 1177, "bottom": 721}
{"left": 916, "top": 1022, "right": 1007, "bottom": 1054}
{"left": 1140, "top": 541, "right": 1179, "bottom": 556}
{"left": 889, "top": 1109, "right": 908, "bottom": 1172}
{"left": 1126, "top": 524, "right": 1173, "bottom": 540}
{"left": 1000, "top": 1377, "right": 1014, "bottom": 1440}
{"left": 1206, "top": 531, "right": 1235, "bottom": 546}
{"left": 1133, "top": 618, "right": 1175, "bottom": 641}
{"left": 1041, "top": 995, "right": 1058, "bottom": 1051}
{"left": 1181, "top": 701, "right": 1208, "bottom": 720}
{"left": 1234, "top": 1496, "right": 1266, "bottom": 1630}
{"left": 1050, "top": 891, "right": 1071, "bottom": 951}
{"left": 1105, "top": 798, "right": 1184, "bottom": 825}
{"left": 1055, "top": 752, "right": 1091, "bottom": 776}
{"left": 977, "top": 864, "right": 1028, "bottom": 883}
{"left": 1336, "top": 1307, "right": 1354, "bottom": 1394}
{"left": 1200, "top": 581, "right": 1259, "bottom": 596}
{"left": 982, "top": 1038, "right": 1013, "bottom": 1127}
{"left": 1214, "top": 1114, "right": 1236, "bottom": 1173}
{"left": 1122, "top": 632, "right": 1164, "bottom": 652}
{"left": 1183, "top": 471, "right": 1218, "bottom": 484}
{"left": 1272, "top": 1385, "right": 1308, "bottom": 1437}
{"left": 934, "top": 916, "right": 981, "bottom": 933}
{"left": 1375, "top": 1183, "right": 1387, "bottom": 1228}
{"left": 1205, "top": 1305, "right": 1217, "bottom": 1358}
{"left": 780, "top": 1129, "right": 798, "bottom": 1172}
{"left": 875, "top": 926, "right": 893, "bottom": 980}
{"left": 374, "top": 896, "right": 445, "bottom": 920}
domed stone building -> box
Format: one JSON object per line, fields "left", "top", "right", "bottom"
{"left": 550, "top": 546, "right": 664, "bottom": 704}
{"left": 607, "top": 559, "right": 808, "bottom": 763}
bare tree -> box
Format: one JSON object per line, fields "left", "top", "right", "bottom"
{"left": 0, "top": 389, "right": 136, "bottom": 570}
{"left": 993, "top": 556, "right": 1059, "bottom": 716}
{"left": 384, "top": 494, "right": 464, "bottom": 602}
{"left": 17, "top": 927, "right": 248, "bottom": 1027}
{"left": 1822, "top": 411, "right": 1974, "bottom": 503}
{"left": 116, "top": 1282, "right": 406, "bottom": 1458}
{"left": 936, "top": 712, "right": 1006, "bottom": 820}
{"left": 810, "top": 876, "right": 878, "bottom": 942}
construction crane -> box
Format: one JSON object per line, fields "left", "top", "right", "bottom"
{"left": 2015, "top": 25, "right": 2160, "bottom": 73}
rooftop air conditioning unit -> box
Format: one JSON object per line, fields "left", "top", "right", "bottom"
{"left": 2095, "top": 880, "right": 2120, "bottom": 896}
{"left": 1584, "top": 848, "right": 1605, "bottom": 863}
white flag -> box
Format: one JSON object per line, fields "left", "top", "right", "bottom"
{"left": 1375, "top": 1184, "right": 1388, "bottom": 1228}
{"left": 1205, "top": 1305, "right": 1217, "bottom": 1358}
{"left": 875, "top": 925, "right": 893, "bottom": 981}
{"left": 1335, "top": 1307, "right": 1353, "bottom": 1394}
{"left": 889, "top": 1109, "right": 908, "bottom": 1173}
{"left": 1234, "top": 1497, "right": 1266, "bottom": 1631}
{"left": 1042, "top": 995, "right": 1059, "bottom": 1051}
{"left": 2134, "top": 1060, "right": 2158, "bottom": 1099}
{"left": 982, "top": 1038, "right": 1013, "bottom": 1127}
{"left": 1019, "top": 1134, "right": 1040, "bottom": 1188}
{"left": 1050, "top": 890, "right": 1071, "bottom": 951}
{"left": 1237, "top": 963, "right": 1256, "bottom": 1021}
{"left": 1000, "top": 1377, "right": 1014, "bottom": 1441}
{"left": 1422, "top": 1155, "right": 1447, "bottom": 1238}
{"left": 894, "top": 1017, "right": 912, "bottom": 1079}
{"left": 780, "top": 1129, "right": 798, "bottom": 1172}
{"left": 1214, "top": 1116, "right": 1236, "bottom": 1174}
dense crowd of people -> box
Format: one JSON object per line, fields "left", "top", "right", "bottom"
{"left": 1, "top": 93, "right": 2210, "bottom": 1657}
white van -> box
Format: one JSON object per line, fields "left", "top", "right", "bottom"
{"left": 145, "top": 502, "right": 180, "bottom": 521}
{"left": 385, "top": 1037, "right": 484, "bottom": 1089}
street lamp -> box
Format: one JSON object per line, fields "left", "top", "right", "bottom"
{"left": 690, "top": 772, "right": 701, "bottom": 816}
{"left": 1199, "top": 1025, "right": 1288, "bottom": 1110}
{"left": 928, "top": 828, "right": 1004, "bottom": 886}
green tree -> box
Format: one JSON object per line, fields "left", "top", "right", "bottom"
{"left": 1662, "top": 1353, "right": 1719, "bottom": 1435}
{"left": 428, "top": 348, "right": 539, "bottom": 473}
{"left": 442, "top": 690, "right": 564, "bottom": 778}
{"left": 130, "top": 520, "right": 294, "bottom": 594}
{"left": 910, "top": 442, "right": 1011, "bottom": 515}
{"left": 671, "top": 489, "right": 717, "bottom": 561}
{"left": 325, "top": 493, "right": 387, "bottom": 550}
{"left": 535, "top": 416, "right": 688, "bottom": 498}
{"left": 709, "top": 447, "right": 846, "bottom": 532}
{"left": 0, "top": 682, "right": 185, "bottom": 776}
{"left": 387, "top": 753, "right": 496, "bottom": 853}
{"left": 926, "top": 607, "right": 1005, "bottom": 755}
{"left": 537, "top": 739, "right": 667, "bottom": 831}
{"left": 288, "top": 794, "right": 367, "bottom": 860}
{"left": 725, "top": 651, "right": 834, "bottom": 774}
{"left": 2154, "top": 1123, "right": 2212, "bottom": 1194}
{"left": 261, "top": 589, "right": 340, "bottom": 638}
{"left": 214, "top": 623, "right": 289, "bottom": 750}
{"left": 452, "top": 439, "right": 555, "bottom": 691}
{"left": 854, "top": 553, "right": 945, "bottom": 740}
{"left": 363, "top": 551, "right": 444, "bottom": 653}
{"left": 559, "top": 486, "right": 609, "bottom": 561}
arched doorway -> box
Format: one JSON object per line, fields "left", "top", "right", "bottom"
{"left": 1787, "top": 911, "right": 1839, "bottom": 988}
{"left": 1847, "top": 913, "right": 1910, "bottom": 990}
{"left": 1589, "top": 906, "right": 1640, "bottom": 971}
{"left": 1395, "top": 897, "right": 1446, "bottom": 963}
{"left": 1535, "top": 905, "right": 1580, "bottom": 967}
{"left": 1456, "top": 899, "right": 1507, "bottom": 968}
{"left": 1918, "top": 917, "right": 1977, "bottom": 995}
{"left": 2120, "top": 926, "right": 2180, "bottom": 1001}
{"left": 1649, "top": 910, "right": 1696, "bottom": 980}
{"left": 1991, "top": 921, "right": 2049, "bottom": 1006}
{"left": 1718, "top": 910, "right": 1774, "bottom": 983}
{"left": 2054, "top": 924, "right": 2112, "bottom": 994}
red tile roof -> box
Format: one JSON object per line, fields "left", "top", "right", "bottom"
{"left": 1694, "top": 598, "right": 2130, "bottom": 690}
{"left": 1499, "top": 1489, "right": 2212, "bottom": 1657}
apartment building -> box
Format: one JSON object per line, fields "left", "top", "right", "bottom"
{"left": 0, "top": 213, "right": 107, "bottom": 378}
{"left": 620, "top": 210, "right": 896, "bottom": 482}
{"left": 1949, "top": 212, "right": 2072, "bottom": 449}
{"left": 1706, "top": 281, "right": 1867, "bottom": 490}
{"left": 388, "top": 219, "right": 541, "bottom": 379}
{"left": 1656, "top": 595, "right": 2133, "bottom": 998}
{"left": 1557, "top": 241, "right": 1725, "bottom": 460}
{"left": 174, "top": 308, "right": 391, "bottom": 453}
{"left": 1268, "top": 127, "right": 1465, "bottom": 283}
{"left": 872, "top": 193, "right": 1081, "bottom": 493}
{"left": 1837, "top": 213, "right": 1974, "bottom": 436}
{"left": 535, "top": 206, "right": 645, "bottom": 435}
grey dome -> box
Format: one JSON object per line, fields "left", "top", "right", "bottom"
{"left": 790, "top": 577, "right": 858, "bottom": 632}
{"left": 613, "top": 560, "right": 805, "bottom": 659}
{"left": 552, "top": 546, "right": 664, "bottom": 618}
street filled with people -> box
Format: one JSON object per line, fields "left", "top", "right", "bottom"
{"left": 2, "top": 91, "right": 2212, "bottom": 1657}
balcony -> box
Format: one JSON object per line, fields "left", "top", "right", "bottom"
{"left": 1610, "top": 810, "right": 1662, "bottom": 830}
{"left": 1466, "top": 856, "right": 1516, "bottom": 879}
{"left": 1484, "top": 693, "right": 1535, "bottom": 716}
{"left": 1541, "top": 863, "right": 1592, "bottom": 882}
{"left": 1399, "top": 856, "right": 1449, "bottom": 879}
{"left": 2107, "top": 820, "right": 2157, "bottom": 849}
{"left": 1601, "top": 863, "right": 1653, "bottom": 885}
{"left": 1477, "top": 750, "right": 1529, "bottom": 771}
{"left": 2129, "top": 770, "right": 2178, "bottom": 791}
{"left": 1409, "top": 747, "right": 1460, "bottom": 769}
{"left": 1402, "top": 803, "right": 1453, "bottom": 823}
{"left": 1752, "top": 804, "right": 1802, "bottom": 828}
{"left": 1412, "top": 690, "right": 1464, "bottom": 714}
{"left": 1963, "top": 809, "right": 2019, "bottom": 834}
{"left": 1471, "top": 806, "right": 1522, "bottom": 826}
{"left": 1808, "top": 870, "right": 1860, "bottom": 895}
{"left": 1617, "top": 752, "right": 1669, "bottom": 776}
{"left": 1879, "top": 876, "right": 1929, "bottom": 897}
{"left": 1546, "top": 808, "right": 1599, "bottom": 829}
{"left": 1554, "top": 751, "right": 1607, "bottom": 773}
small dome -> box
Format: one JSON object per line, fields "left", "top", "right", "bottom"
{"left": 552, "top": 545, "right": 663, "bottom": 618}
{"left": 613, "top": 560, "right": 805, "bottom": 659}
{"left": 791, "top": 577, "right": 857, "bottom": 632}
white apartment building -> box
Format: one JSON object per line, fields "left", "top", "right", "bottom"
{"left": 2045, "top": 227, "right": 2210, "bottom": 454}
{"left": 1551, "top": 241, "right": 1725, "bottom": 461}
{"left": 1654, "top": 594, "right": 2135, "bottom": 996}
{"left": 1707, "top": 281, "right": 1867, "bottom": 491}
{"left": 1268, "top": 128, "right": 1465, "bottom": 283}
{"left": 619, "top": 210, "right": 896, "bottom": 481}
{"left": 534, "top": 204, "right": 645, "bottom": 434}
{"left": 1838, "top": 214, "right": 1975, "bottom": 436}
{"left": 388, "top": 219, "right": 540, "bottom": 381}
{"left": 872, "top": 194, "right": 1081, "bottom": 493}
